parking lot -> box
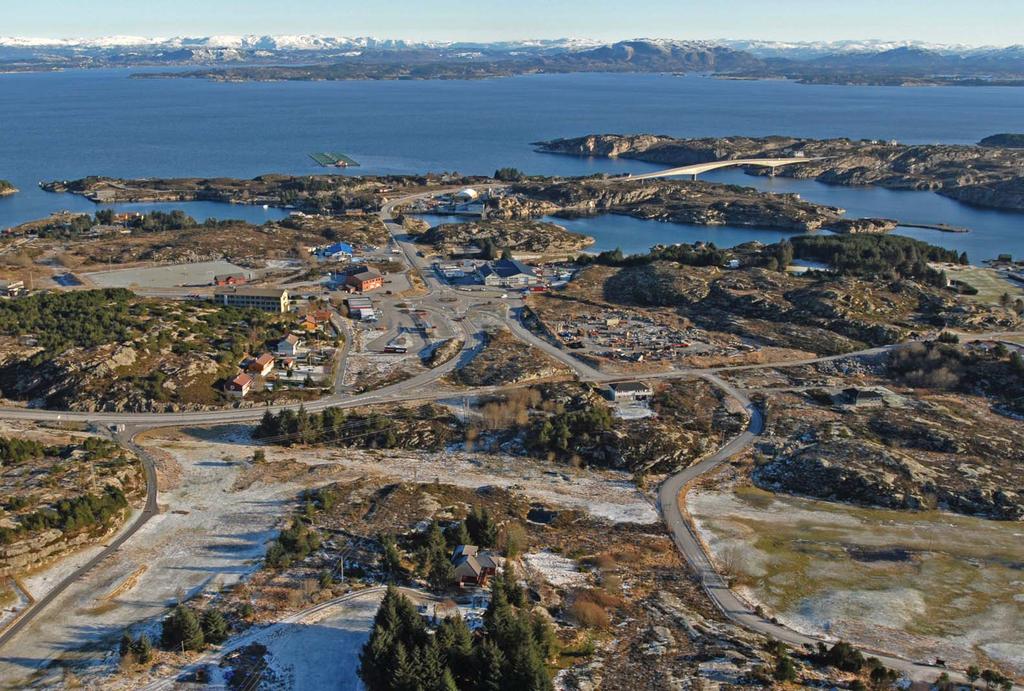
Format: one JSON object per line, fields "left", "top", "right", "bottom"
{"left": 83, "top": 260, "right": 251, "bottom": 289}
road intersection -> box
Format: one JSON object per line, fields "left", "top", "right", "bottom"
{"left": 0, "top": 189, "right": 1018, "bottom": 686}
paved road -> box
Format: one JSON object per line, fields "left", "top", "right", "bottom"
{"left": 1, "top": 182, "right": 1020, "bottom": 684}
{"left": 0, "top": 426, "right": 159, "bottom": 651}
{"left": 656, "top": 373, "right": 1005, "bottom": 687}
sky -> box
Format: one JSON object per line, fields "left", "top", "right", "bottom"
{"left": 4, "top": 0, "right": 1021, "bottom": 46}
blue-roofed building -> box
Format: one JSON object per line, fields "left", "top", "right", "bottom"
{"left": 317, "top": 242, "right": 355, "bottom": 260}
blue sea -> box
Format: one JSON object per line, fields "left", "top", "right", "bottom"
{"left": 1, "top": 69, "right": 1023, "bottom": 259}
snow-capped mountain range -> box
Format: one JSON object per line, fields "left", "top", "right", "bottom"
{"left": 0, "top": 35, "right": 1016, "bottom": 55}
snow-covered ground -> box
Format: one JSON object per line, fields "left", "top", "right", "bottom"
{"left": 523, "top": 551, "right": 588, "bottom": 588}
{"left": 0, "top": 419, "right": 655, "bottom": 687}
{"left": 689, "top": 485, "right": 1024, "bottom": 675}
{"left": 0, "top": 428, "right": 308, "bottom": 687}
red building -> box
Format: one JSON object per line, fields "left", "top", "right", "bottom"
{"left": 214, "top": 273, "right": 248, "bottom": 286}
{"left": 345, "top": 268, "right": 384, "bottom": 292}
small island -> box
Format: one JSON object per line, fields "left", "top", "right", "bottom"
{"left": 0, "top": 179, "right": 18, "bottom": 196}
{"left": 979, "top": 133, "right": 1024, "bottom": 149}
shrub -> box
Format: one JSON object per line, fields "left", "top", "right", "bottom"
{"left": 569, "top": 599, "right": 610, "bottom": 629}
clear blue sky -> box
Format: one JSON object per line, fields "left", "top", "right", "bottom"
{"left": 5, "top": 0, "right": 1019, "bottom": 46}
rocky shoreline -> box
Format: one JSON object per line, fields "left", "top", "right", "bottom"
{"left": 535, "top": 134, "right": 1024, "bottom": 212}
{"left": 493, "top": 179, "right": 880, "bottom": 233}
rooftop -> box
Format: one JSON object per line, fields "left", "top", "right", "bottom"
{"left": 214, "top": 286, "right": 288, "bottom": 299}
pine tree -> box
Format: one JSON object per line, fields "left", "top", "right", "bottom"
{"left": 132, "top": 634, "right": 153, "bottom": 663}
{"left": 474, "top": 639, "right": 505, "bottom": 691}
{"left": 381, "top": 533, "right": 403, "bottom": 578}
{"left": 391, "top": 643, "right": 419, "bottom": 691}
{"left": 201, "top": 609, "right": 229, "bottom": 645}
{"left": 428, "top": 550, "right": 455, "bottom": 590}
{"left": 416, "top": 638, "right": 446, "bottom": 690}
{"left": 436, "top": 668, "right": 459, "bottom": 691}
{"left": 466, "top": 507, "right": 498, "bottom": 547}
{"left": 119, "top": 631, "right": 132, "bottom": 658}
{"left": 161, "top": 604, "right": 205, "bottom": 652}
{"left": 447, "top": 520, "right": 472, "bottom": 548}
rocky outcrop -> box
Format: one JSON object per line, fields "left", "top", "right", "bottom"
{"left": 420, "top": 219, "right": 593, "bottom": 255}
{"left": 754, "top": 439, "right": 1024, "bottom": 520}
{"left": 825, "top": 217, "right": 898, "bottom": 234}
{"left": 536, "top": 134, "right": 1024, "bottom": 212}
{"left": 506, "top": 179, "right": 843, "bottom": 231}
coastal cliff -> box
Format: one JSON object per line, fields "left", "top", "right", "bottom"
{"left": 535, "top": 134, "right": 1024, "bottom": 212}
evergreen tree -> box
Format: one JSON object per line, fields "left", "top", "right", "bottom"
{"left": 474, "top": 639, "right": 506, "bottom": 691}
{"left": 132, "top": 634, "right": 153, "bottom": 663}
{"left": 466, "top": 506, "right": 498, "bottom": 547}
{"left": 161, "top": 604, "right": 205, "bottom": 652}
{"left": 119, "top": 631, "right": 132, "bottom": 658}
{"left": 391, "top": 643, "right": 419, "bottom": 691}
{"left": 447, "top": 520, "right": 472, "bottom": 548}
{"left": 201, "top": 609, "right": 229, "bottom": 645}
{"left": 381, "top": 533, "right": 403, "bottom": 578}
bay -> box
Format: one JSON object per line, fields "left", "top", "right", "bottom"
{"left": 1, "top": 70, "right": 1022, "bottom": 259}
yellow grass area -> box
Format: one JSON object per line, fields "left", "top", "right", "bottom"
{"left": 690, "top": 485, "right": 1024, "bottom": 676}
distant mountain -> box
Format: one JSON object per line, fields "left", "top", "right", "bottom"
{"left": 3, "top": 35, "right": 1024, "bottom": 86}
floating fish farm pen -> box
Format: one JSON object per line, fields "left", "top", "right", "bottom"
{"left": 310, "top": 152, "right": 361, "bottom": 168}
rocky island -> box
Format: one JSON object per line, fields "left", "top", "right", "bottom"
{"left": 0, "top": 180, "right": 17, "bottom": 197}
{"left": 536, "top": 133, "right": 1024, "bottom": 212}
{"left": 491, "top": 178, "right": 875, "bottom": 232}
{"left": 417, "top": 218, "right": 594, "bottom": 258}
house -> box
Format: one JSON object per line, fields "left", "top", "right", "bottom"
{"left": 451, "top": 545, "right": 502, "bottom": 587}
{"left": 225, "top": 373, "right": 253, "bottom": 398}
{"left": 0, "top": 279, "right": 25, "bottom": 297}
{"left": 214, "top": 273, "right": 248, "bottom": 286}
{"left": 317, "top": 242, "right": 355, "bottom": 260}
{"left": 607, "top": 381, "right": 654, "bottom": 402}
{"left": 346, "top": 268, "right": 384, "bottom": 292}
{"left": 247, "top": 353, "right": 275, "bottom": 377}
{"left": 214, "top": 287, "right": 290, "bottom": 313}
{"left": 477, "top": 259, "right": 541, "bottom": 289}
{"left": 276, "top": 334, "right": 302, "bottom": 356}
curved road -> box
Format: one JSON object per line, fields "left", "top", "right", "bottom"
{"left": 0, "top": 182, "right": 1019, "bottom": 684}
{"left": 0, "top": 428, "right": 159, "bottom": 650}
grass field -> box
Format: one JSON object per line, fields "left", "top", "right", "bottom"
{"left": 944, "top": 265, "right": 1024, "bottom": 304}
{"left": 690, "top": 485, "right": 1024, "bottom": 676}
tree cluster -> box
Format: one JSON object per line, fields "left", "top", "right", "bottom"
{"left": 265, "top": 520, "right": 321, "bottom": 569}
{"left": 410, "top": 508, "right": 501, "bottom": 588}
{"left": 0, "top": 485, "right": 128, "bottom": 545}
{"left": 527, "top": 404, "right": 613, "bottom": 460}
{"left": 787, "top": 234, "right": 965, "bottom": 285}
{"left": 359, "top": 578, "right": 556, "bottom": 691}
{"left": 0, "top": 436, "right": 47, "bottom": 465}
{"left": 0, "top": 288, "right": 140, "bottom": 356}
{"left": 159, "top": 604, "right": 230, "bottom": 653}
{"left": 494, "top": 168, "right": 526, "bottom": 182}
{"left": 254, "top": 405, "right": 457, "bottom": 450}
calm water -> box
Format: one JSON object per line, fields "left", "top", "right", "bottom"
{"left": 1, "top": 69, "right": 1023, "bottom": 259}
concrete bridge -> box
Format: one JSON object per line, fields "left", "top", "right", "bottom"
{"left": 626, "top": 156, "right": 823, "bottom": 181}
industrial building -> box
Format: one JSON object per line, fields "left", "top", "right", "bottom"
{"left": 346, "top": 268, "right": 384, "bottom": 292}
{"left": 477, "top": 258, "right": 541, "bottom": 288}
{"left": 346, "top": 296, "right": 377, "bottom": 321}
